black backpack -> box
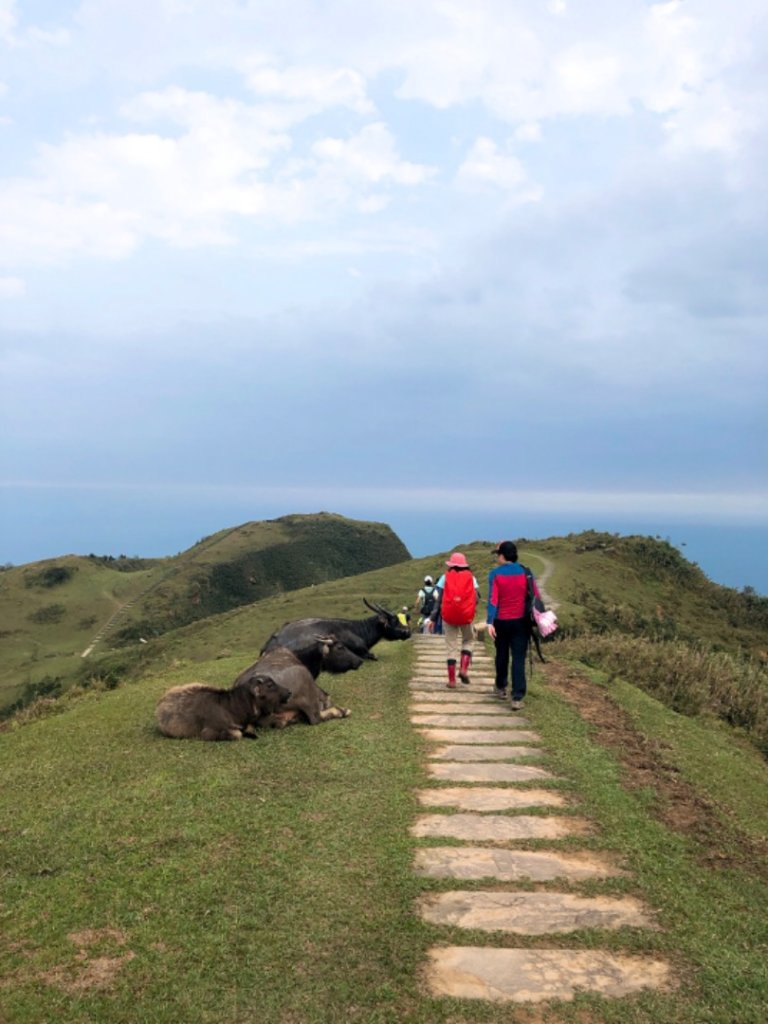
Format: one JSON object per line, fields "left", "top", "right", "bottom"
{"left": 522, "top": 566, "right": 547, "bottom": 663}
{"left": 420, "top": 585, "right": 436, "bottom": 616}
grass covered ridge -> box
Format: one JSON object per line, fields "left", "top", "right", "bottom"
{"left": 0, "top": 513, "right": 410, "bottom": 712}
{"left": 3, "top": 528, "right": 768, "bottom": 1021}
{"left": 3, "top": 641, "right": 768, "bottom": 1022}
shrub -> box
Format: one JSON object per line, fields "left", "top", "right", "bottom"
{"left": 561, "top": 632, "right": 768, "bottom": 756}
{"left": 28, "top": 604, "right": 66, "bottom": 625}
{"left": 1, "top": 676, "right": 64, "bottom": 719}
{"left": 24, "top": 566, "right": 75, "bottom": 588}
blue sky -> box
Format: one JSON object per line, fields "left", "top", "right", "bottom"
{"left": 1, "top": 1, "right": 766, "bottom": 586}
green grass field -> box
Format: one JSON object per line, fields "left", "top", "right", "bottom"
{"left": 2, "top": 528, "right": 767, "bottom": 1022}
{"left": 3, "top": 642, "right": 768, "bottom": 1023}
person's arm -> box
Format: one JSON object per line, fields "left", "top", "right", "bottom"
{"left": 487, "top": 570, "right": 499, "bottom": 638}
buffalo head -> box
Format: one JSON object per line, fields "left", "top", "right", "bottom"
{"left": 316, "top": 635, "right": 365, "bottom": 673}
{"left": 249, "top": 675, "right": 291, "bottom": 712}
{"left": 363, "top": 598, "right": 411, "bottom": 640}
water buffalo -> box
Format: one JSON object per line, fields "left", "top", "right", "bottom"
{"left": 156, "top": 676, "right": 290, "bottom": 741}
{"left": 241, "top": 647, "right": 353, "bottom": 728}
{"left": 262, "top": 599, "right": 411, "bottom": 663}
{"left": 233, "top": 634, "right": 364, "bottom": 691}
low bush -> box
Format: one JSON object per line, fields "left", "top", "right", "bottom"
{"left": 561, "top": 632, "right": 768, "bottom": 756}
{"left": 24, "top": 565, "right": 74, "bottom": 588}
{"left": 28, "top": 604, "right": 66, "bottom": 625}
{"left": 1, "top": 676, "right": 64, "bottom": 719}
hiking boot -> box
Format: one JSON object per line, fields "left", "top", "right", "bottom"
{"left": 447, "top": 659, "right": 457, "bottom": 689}
{"left": 510, "top": 699, "right": 525, "bottom": 711}
{"left": 459, "top": 651, "right": 471, "bottom": 684}
{"left": 493, "top": 687, "right": 506, "bottom": 699}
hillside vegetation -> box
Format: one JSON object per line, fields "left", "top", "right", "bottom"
{"left": 2, "top": 529, "right": 768, "bottom": 1023}
{"left": 0, "top": 512, "right": 409, "bottom": 713}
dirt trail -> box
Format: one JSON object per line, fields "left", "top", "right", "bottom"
{"left": 532, "top": 554, "right": 557, "bottom": 609}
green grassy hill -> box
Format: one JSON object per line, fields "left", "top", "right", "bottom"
{"left": 530, "top": 529, "right": 768, "bottom": 656}
{"left": 0, "top": 512, "right": 410, "bottom": 712}
{"left": 2, "top": 531, "right": 767, "bottom": 1023}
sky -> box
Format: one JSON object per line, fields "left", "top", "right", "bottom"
{"left": 1, "top": 1, "right": 766, "bottom": 591}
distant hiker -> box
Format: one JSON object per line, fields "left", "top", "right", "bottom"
{"left": 397, "top": 606, "right": 411, "bottom": 628}
{"left": 416, "top": 576, "right": 438, "bottom": 633}
{"left": 487, "top": 540, "right": 541, "bottom": 710}
{"left": 432, "top": 553, "right": 480, "bottom": 688}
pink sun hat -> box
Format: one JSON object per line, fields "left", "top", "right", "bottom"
{"left": 445, "top": 552, "right": 469, "bottom": 568}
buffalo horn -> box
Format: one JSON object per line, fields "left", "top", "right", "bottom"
{"left": 363, "top": 597, "right": 389, "bottom": 616}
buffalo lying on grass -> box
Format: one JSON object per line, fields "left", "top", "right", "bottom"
{"left": 262, "top": 599, "right": 411, "bottom": 663}
{"left": 237, "top": 647, "right": 355, "bottom": 728}
{"left": 237, "top": 633, "right": 364, "bottom": 687}
{"left": 156, "top": 676, "right": 290, "bottom": 741}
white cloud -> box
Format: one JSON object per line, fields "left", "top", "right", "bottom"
{"left": 0, "top": 0, "right": 17, "bottom": 43}
{"left": 6, "top": 479, "right": 764, "bottom": 526}
{"left": 312, "top": 122, "right": 434, "bottom": 186}
{"left": 663, "top": 83, "right": 753, "bottom": 156}
{"left": 244, "top": 63, "right": 373, "bottom": 114}
{"left": 457, "top": 137, "right": 541, "bottom": 201}
{"left": 0, "top": 275, "right": 24, "bottom": 297}
{"left": 0, "top": 86, "right": 438, "bottom": 266}
{"left": 514, "top": 122, "right": 542, "bottom": 143}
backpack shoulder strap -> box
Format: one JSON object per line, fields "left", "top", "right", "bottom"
{"left": 521, "top": 566, "right": 546, "bottom": 663}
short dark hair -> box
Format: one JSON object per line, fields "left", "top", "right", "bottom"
{"left": 494, "top": 540, "right": 518, "bottom": 562}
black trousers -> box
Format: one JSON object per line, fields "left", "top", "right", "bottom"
{"left": 493, "top": 617, "right": 530, "bottom": 700}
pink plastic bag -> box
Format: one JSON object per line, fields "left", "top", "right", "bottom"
{"left": 533, "top": 607, "right": 558, "bottom": 638}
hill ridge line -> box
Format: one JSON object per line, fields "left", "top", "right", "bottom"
{"left": 80, "top": 525, "right": 243, "bottom": 658}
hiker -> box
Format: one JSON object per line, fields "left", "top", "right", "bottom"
{"left": 487, "top": 540, "right": 541, "bottom": 710}
{"left": 416, "top": 575, "right": 438, "bottom": 634}
{"left": 397, "top": 606, "right": 411, "bottom": 628}
{"left": 431, "top": 553, "right": 480, "bottom": 688}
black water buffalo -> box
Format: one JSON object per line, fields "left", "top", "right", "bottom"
{"left": 262, "top": 599, "right": 411, "bottom": 663}
{"left": 233, "top": 634, "right": 364, "bottom": 691}
{"left": 156, "top": 676, "right": 290, "bottom": 741}
{"left": 242, "top": 647, "right": 353, "bottom": 728}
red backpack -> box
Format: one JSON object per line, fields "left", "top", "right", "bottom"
{"left": 441, "top": 569, "right": 477, "bottom": 626}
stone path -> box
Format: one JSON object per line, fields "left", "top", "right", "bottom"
{"left": 409, "top": 633, "right": 671, "bottom": 1005}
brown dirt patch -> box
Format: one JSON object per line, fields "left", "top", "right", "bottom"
{"left": 38, "top": 927, "right": 135, "bottom": 994}
{"left": 545, "top": 660, "right": 768, "bottom": 880}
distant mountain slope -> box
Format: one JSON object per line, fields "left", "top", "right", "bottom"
{"left": 3, "top": 527, "right": 766, "bottom": 720}
{"left": 0, "top": 512, "right": 410, "bottom": 711}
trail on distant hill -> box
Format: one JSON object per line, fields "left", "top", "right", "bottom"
{"left": 80, "top": 526, "right": 242, "bottom": 658}
{"left": 535, "top": 555, "right": 557, "bottom": 610}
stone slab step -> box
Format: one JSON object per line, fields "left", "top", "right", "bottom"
{"left": 415, "top": 661, "right": 495, "bottom": 670}
{"left": 413, "top": 714, "right": 537, "bottom": 729}
{"left": 410, "top": 702, "right": 509, "bottom": 714}
{"left": 417, "top": 787, "right": 566, "bottom": 810}
{"left": 415, "top": 846, "right": 624, "bottom": 881}
{"left": 425, "top": 947, "right": 670, "bottom": 1002}
{"left": 429, "top": 745, "right": 543, "bottom": 762}
{"left": 413, "top": 658, "right": 494, "bottom": 665}
{"left": 419, "top": 890, "right": 655, "bottom": 934}
{"left": 410, "top": 681, "right": 496, "bottom": 691}
{"left": 429, "top": 762, "right": 555, "bottom": 783}
{"left": 414, "top": 663, "right": 495, "bottom": 671}
{"left": 419, "top": 729, "right": 541, "bottom": 744}
{"left": 408, "top": 690, "right": 501, "bottom": 704}
{"left": 412, "top": 813, "right": 589, "bottom": 841}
